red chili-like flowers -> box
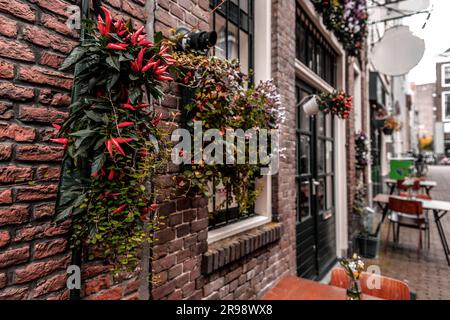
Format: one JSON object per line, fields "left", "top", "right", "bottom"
{"left": 106, "top": 43, "right": 129, "bottom": 51}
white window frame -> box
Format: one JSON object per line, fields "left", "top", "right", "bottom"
{"left": 442, "top": 63, "right": 450, "bottom": 88}
{"left": 208, "top": 0, "right": 272, "bottom": 244}
{"left": 442, "top": 92, "right": 450, "bottom": 123}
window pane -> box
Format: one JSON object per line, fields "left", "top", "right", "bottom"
{"left": 239, "top": 32, "right": 249, "bottom": 74}
{"left": 299, "top": 135, "right": 310, "bottom": 175}
{"left": 214, "top": 14, "right": 227, "bottom": 59}
{"left": 299, "top": 180, "right": 311, "bottom": 220}
{"left": 445, "top": 66, "right": 450, "bottom": 85}
{"left": 317, "top": 179, "right": 325, "bottom": 212}
{"left": 317, "top": 112, "right": 325, "bottom": 136}
{"left": 326, "top": 176, "right": 334, "bottom": 210}
{"left": 445, "top": 94, "right": 450, "bottom": 121}
{"left": 326, "top": 141, "right": 333, "bottom": 174}
{"left": 317, "top": 139, "right": 325, "bottom": 174}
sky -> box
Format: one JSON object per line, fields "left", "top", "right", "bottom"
{"left": 404, "top": 0, "right": 450, "bottom": 85}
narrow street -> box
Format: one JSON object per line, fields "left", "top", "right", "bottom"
{"left": 367, "top": 166, "right": 450, "bottom": 300}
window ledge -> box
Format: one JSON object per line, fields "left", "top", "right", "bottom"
{"left": 201, "top": 222, "right": 282, "bottom": 275}
{"left": 208, "top": 216, "right": 271, "bottom": 245}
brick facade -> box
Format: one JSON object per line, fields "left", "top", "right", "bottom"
{"left": 0, "top": 0, "right": 150, "bottom": 300}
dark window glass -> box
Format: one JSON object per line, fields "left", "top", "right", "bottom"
{"left": 210, "top": 0, "right": 254, "bottom": 74}
{"left": 296, "top": 4, "right": 337, "bottom": 87}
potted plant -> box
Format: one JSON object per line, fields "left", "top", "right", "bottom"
{"left": 317, "top": 91, "right": 353, "bottom": 119}
{"left": 383, "top": 116, "right": 401, "bottom": 135}
{"left": 302, "top": 95, "right": 320, "bottom": 116}
{"left": 354, "top": 181, "right": 380, "bottom": 259}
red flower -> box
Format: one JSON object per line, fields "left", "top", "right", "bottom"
{"left": 156, "top": 74, "right": 174, "bottom": 81}
{"left": 106, "top": 43, "right": 129, "bottom": 50}
{"left": 108, "top": 169, "right": 115, "bottom": 181}
{"left": 135, "top": 103, "right": 151, "bottom": 109}
{"left": 139, "top": 39, "right": 154, "bottom": 47}
{"left": 142, "top": 58, "right": 157, "bottom": 73}
{"left": 113, "top": 204, "right": 128, "bottom": 215}
{"left": 118, "top": 122, "right": 134, "bottom": 128}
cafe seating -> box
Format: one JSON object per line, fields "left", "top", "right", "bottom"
{"left": 330, "top": 268, "right": 410, "bottom": 300}
{"left": 387, "top": 197, "right": 430, "bottom": 250}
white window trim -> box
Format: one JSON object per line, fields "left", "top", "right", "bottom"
{"left": 442, "top": 92, "right": 450, "bottom": 122}
{"left": 207, "top": 0, "right": 272, "bottom": 245}
{"left": 441, "top": 63, "right": 450, "bottom": 88}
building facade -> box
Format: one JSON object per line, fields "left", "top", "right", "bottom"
{"left": 0, "top": 0, "right": 368, "bottom": 300}
{"left": 436, "top": 54, "right": 450, "bottom": 157}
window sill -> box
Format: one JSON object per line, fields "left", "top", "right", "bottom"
{"left": 201, "top": 222, "right": 282, "bottom": 275}
{"left": 208, "top": 216, "right": 271, "bottom": 245}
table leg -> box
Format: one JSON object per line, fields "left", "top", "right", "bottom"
{"left": 425, "top": 187, "right": 433, "bottom": 196}
{"left": 433, "top": 210, "right": 450, "bottom": 266}
{"left": 388, "top": 183, "right": 396, "bottom": 195}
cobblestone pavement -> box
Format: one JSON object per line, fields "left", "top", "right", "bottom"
{"left": 367, "top": 166, "right": 450, "bottom": 300}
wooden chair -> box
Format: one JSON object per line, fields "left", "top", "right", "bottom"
{"left": 330, "top": 268, "right": 410, "bottom": 300}
{"left": 387, "top": 197, "right": 430, "bottom": 250}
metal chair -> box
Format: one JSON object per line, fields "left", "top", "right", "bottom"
{"left": 330, "top": 268, "right": 410, "bottom": 300}
{"left": 387, "top": 197, "right": 430, "bottom": 250}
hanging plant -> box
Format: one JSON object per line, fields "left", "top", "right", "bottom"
{"left": 54, "top": 7, "right": 176, "bottom": 271}
{"left": 317, "top": 91, "right": 353, "bottom": 119}
{"left": 383, "top": 116, "right": 401, "bottom": 135}
{"left": 172, "top": 52, "right": 283, "bottom": 215}
{"left": 313, "top": 0, "right": 368, "bottom": 57}
{"left": 355, "top": 131, "right": 370, "bottom": 170}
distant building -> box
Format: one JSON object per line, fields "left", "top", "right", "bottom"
{"left": 435, "top": 48, "right": 450, "bottom": 157}
{"left": 411, "top": 83, "right": 436, "bottom": 151}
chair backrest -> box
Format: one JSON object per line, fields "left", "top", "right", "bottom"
{"left": 388, "top": 197, "right": 423, "bottom": 216}
{"left": 399, "top": 193, "right": 432, "bottom": 201}
{"left": 330, "top": 268, "right": 410, "bottom": 300}
{"left": 396, "top": 180, "right": 409, "bottom": 191}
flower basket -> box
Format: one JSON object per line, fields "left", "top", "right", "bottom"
{"left": 382, "top": 127, "right": 394, "bottom": 135}
{"left": 317, "top": 91, "right": 353, "bottom": 119}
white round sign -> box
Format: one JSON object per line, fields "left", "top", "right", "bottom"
{"left": 371, "top": 25, "right": 425, "bottom": 76}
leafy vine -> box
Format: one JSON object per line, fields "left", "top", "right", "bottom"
{"left": 55, "top": 7, "right": 176, "bottom": 271}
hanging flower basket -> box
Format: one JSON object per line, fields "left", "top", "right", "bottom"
{"left": 383, "top": 116, "right": 401, "bottom": 135}
{"left": 317, "top": 91, "right": 353, "bottom": 119}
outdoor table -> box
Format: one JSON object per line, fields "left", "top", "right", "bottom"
{"left": 373, "top": 194, "right": 450, "bottom": 266}
{"left": 385, "top": 179, "right": 437, "bottom": 196}
{"left": 262, "top": 276, "right": 381, "bottom": 300}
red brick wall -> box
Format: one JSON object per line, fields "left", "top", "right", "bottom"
{"left": 0, "top": 0, "right": 149, "bottom": 300}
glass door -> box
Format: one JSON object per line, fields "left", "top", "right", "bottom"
{"left": 296, "top": 81, "right": 336, "bottom": 280}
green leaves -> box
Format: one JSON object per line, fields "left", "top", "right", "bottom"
{"left": 106, "top": 55, "right": 120, "bottom": 71}
{"left": 59, "top": 46, "right": 88, "bottom": 71}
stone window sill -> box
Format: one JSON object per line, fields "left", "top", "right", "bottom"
{"left": 201, "top": 222, "right": 282, "bottom": 275}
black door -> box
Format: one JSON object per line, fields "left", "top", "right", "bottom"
{"left": 296, "top": 82, "right": 337, "bottom": 280}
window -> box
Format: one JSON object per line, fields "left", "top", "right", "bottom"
{"left": 210, "top": 0, "right": 254, "bottom": 74}
{"left": 442, "top": 64, "right": 450, "bottom": 87}
{"left": 296, "top": 4, "right": 337, "bottom": 87}
{"left": 208, "top": 0, "right": 257, "bottom": 231}
{"left": 443, "top": 92, "right": 450, "bottom": 122}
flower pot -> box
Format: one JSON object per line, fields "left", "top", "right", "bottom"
{"left": 372, "top": 119, "right": 385, "bottom": 130}
{"left": 302, "top": 95, "right": 319, "bottom": 116}
{"left": 383, "top": 127, "right": 394, "bottom": 135}
{"left": 356, "top": 234, "right": 380, "bottom": 259}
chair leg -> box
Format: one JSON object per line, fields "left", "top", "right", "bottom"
{"left": 396, "top": 224, "right": 401, "bottom": 244}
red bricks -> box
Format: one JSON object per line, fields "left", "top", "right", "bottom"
{"left": 0, "top": 0, "right": 35, "bottom": 21}
{"left": 0, "top": 60, "right": 14, "bottom": 79}
{"left": 0, "top": 286, "right": 29, "bottom": 300}
{"left": 0, "top": 166, "right": 33, "bottom": 184}
{"left": 84, "top": 275, "right": 111, "bottom": 296}
{"left": 22, "top": 26, "right": 77, "bottom": 54}
{"left": 14, "top": 254, "right": 70, "bottom": 284}
{"left": 15, "top": 145, "right": 64, "bottom": 162}
{"left": 18, "top": 106, "right": 68, "bottom": 124}
{"left": 0, "top": 230, "right": 10, "bottom": 248}
{"left": 0, "top": 82, "right": 34, "bottom": 101}
{"left": 0, "top": 205, "right": 29, "bottom": 226}
{"left": 33, "top": 273, "right": 67, "bottom": 298}
{"left": 0, "top": 123, "right": 36, "bottom": 142}
{"left": 18, "top": 67, "right": 73, "bottom": 90}
{"left": 0, "top": 15, "right": 18, "bottom": 37}
{"left": 34, "top": 239, "right": 67, "bottom": 259}
{"left": 0, "top": 246, "right": 30, "bottom": 268}
{"left": 0, "top": 189, "right": 12, "bottom": 204}
{"left": 0, "top": 143, "right": 13, "bottom": 160}
{"left": 15, "top": 184, "right": 58, "bottom": 202}
{"left": 0, "top": 38, "right": 35, "bottom": 61}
